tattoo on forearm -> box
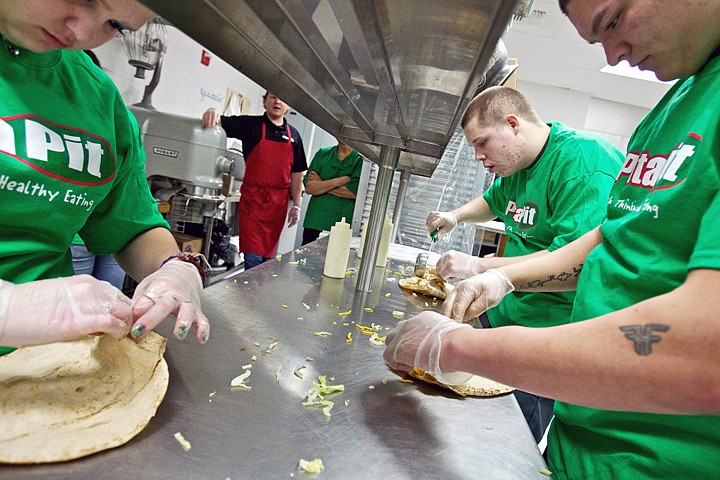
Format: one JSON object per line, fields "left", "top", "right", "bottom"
{"left": 516, "top": 263, "right": 584, "bottom": 290}
{"left": 619, "top": 324, "right": 670, "bottom": 356}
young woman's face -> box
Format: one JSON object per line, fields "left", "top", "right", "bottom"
{"left": 0, "top": 0, "right": 154, "bottom": 52}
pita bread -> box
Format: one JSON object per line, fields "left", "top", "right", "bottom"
{"left": 408, "top": 368, "right": 514, "bottom": 397}
{"left": 0, "top": 332, "right": 168, "bottom": 464}
{"left": 398, "top": 272, "right": 453, "bottom": 299}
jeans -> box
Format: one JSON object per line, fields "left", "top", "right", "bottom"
{"left": 71, "top": 244, "right": 126, "bottom": 290}
{"left": 242, "top": 252, "right": 271, "bottom": 270}
{"left": 477, "top": 312, "right": 554, "bottom": 444}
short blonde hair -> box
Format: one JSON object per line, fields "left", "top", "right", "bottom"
{"left": 461, "top": 86, "right": 542, "bottom": 129}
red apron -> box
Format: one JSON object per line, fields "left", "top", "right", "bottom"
{"left": 237, "top": 123, "right": 293, "bottom": 258}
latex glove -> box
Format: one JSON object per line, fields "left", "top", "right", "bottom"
{"left": 0, "top": 276, "right": 132, "bottom": 347}
{"left": 436, "top": 250, "right": 483, "bottom": 279}
{"left": 384, "top": 310, "right": 473, "bottom": 385}
{"left": 426, "top": 211, "right": 458, "bottom": 237}
{"left": 287, "top": 205, "right": 301, "bottom": 227}
{"left": 442, "top": 269, "right": 515, "bottom": 323}
{"left": 131, "top": 261, "right": 209, "bottom": 343}
{"left": 201, "top": 108, "right": 221, "bottom": 128}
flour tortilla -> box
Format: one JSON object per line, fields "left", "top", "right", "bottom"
{"left": 398, "top": 272, "right": 453, "bottom": 299}
{"left": 408, "top": 368, "right": 514, "bottom": 397}
{"left": 0, "top": 332, "right": 168, "bottom": 464}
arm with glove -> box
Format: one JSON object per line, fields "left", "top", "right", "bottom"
{"left": 115, "top": 227, "right": 210, "bottom": 344}
{"left": 441, "top": 227, "right": 602, "bottom": 322}
{"left": 0, "top": 276, "right": 133, "bottom": 347}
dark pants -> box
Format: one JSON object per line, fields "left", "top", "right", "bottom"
{"left": 302, "top": 228, "right": 322, "bottom": 246}
{"left": 477, "top": 313, "right": 554, "bottom": 444}
{"left": 242, "top": 252, "right": 271, "bottom": 270}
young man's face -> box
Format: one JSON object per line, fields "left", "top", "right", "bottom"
{"left": 564, "top": 0, "right": 720, "bottom": 81}
{"left": 0, "top": 0, "right": 154, "bottom": 52}
{"left": 263, "top": 93, "right": 290, "bottom": 122}
{"left": 463, "top": 116, "right": 527, "bottom": 178}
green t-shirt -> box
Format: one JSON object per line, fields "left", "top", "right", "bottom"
{"left": 547, "top": 57, "right": 720, "bottom": 479}
{"left": 0, "top": 43, "right": 168, "bottom": 354}
{"left": 483, "top": 122, "right": 623, "bottom": 328}
{"left": 302, "top": 145, "right": 363, "bottom": 232}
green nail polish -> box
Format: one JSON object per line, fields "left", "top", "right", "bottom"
{"left": 131, "top": 324, "right": 146, "bottom": 338}
{"left": 200, "top": 331, "right": 209, "bottom": 344}
{"left": 176, "top": 326, "right": 188, "bottom": 340}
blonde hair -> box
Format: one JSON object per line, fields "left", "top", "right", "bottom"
{"left": 461, "top": 86, "right": 543, "bottom": 129}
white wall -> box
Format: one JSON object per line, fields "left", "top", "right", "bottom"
{"left": 94, "top": 27, "right": 267, "bottom": 118}
{"left": 517, "top": 79, "right": 650, "bottom": 153}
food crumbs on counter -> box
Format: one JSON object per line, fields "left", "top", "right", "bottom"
{"left": 381, "top": 378, "right": 388, "bottom": 384}
{"left": 306, "top": 357, "right": 314, "bottom": 362}
{"left": 225, "top": 285, "right": 229, "bottom": 289}
{"left": 386, "top": 277, "right": 397, "bottom": 283}
{"left": 342, "top": 322, "right": 349, "bottom": 326}
{"left": 346, "top": 332, "right": 353, "bottom": 343}
{"left": 538, "top": 468, "right": 552, "bottom": 476}
{"left": 276, "top": 254, "right": 282, "bottom": 260}
{"left": 297, "top": 317, "right": 304, "bottom": 321}
{"left": 302, "top": 303, "right": 311, "bottom": 310}
{"left": 230, "top": 369, "right": 252, "bottom": 390}
{"left": 265, "top": 341, "right": 278, "bottom": 354}
{"left": 174, "top": 432, "right": 192, "bottom": 451}
{"left": 385, "top": 292, "right": 391, "bottom": 297}
{"left": 272, "top": 274, "right": 278, "bottom": 277}
{"left": 314, "top": 331, "right": 332, "bottom": 337}
{"left": 275, "top": 366, "right": 282, "bottom": 381}
{"left": 368, "top": 385, "right": 375, "bottom": 390}
{"left": 333, "top": 321, "right": 338, "bottom": 325}
{"left": 252, "top": 342, "right": 260, "bottom": 347}
{"left": 282, "top": 304, "right": 288, "bottom": 309}
{"left": 298, "top": 458, "right": 324, "bottom": 474}
{"left": 302, "top": 375, "right": 345, "bottom": 419}
{"left": 294, "top": 365, "right": 307, "bottom": 379}
{"left": 251, "top": 355, "right": 258, "bottom": 362}
{"left": 240, "top": 345, "right": 246, "bottom": 351}
{"left": 364, "top": 307, "right": 373, "bottom": 312}
{"left": 424, "top": 301, "right": 429, "bottom": 307}
{"left": 244, "top": 281, "right": 248, "bottom": 284}
{"left": 209, "top": 391, "right": 216, "bottom": 402}
{"left": 392, "top": 311, "right": 405, "bottom": 318}
{"left": 344, "top": 399, "right": 350, "bottom": 406}
{"left": 368, "top": 333, "right": 385, "bottom": 346}
{"left": 400, "top": 379, "right": 414, "bottom": 384}
{"left": 338, "top": 310, "right": 352, "bottom": 316}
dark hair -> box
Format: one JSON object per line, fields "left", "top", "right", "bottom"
{"left": 460, "top": 86, "right": 542, "bottom": 129}
{"left": 83, "top": 50, "right": 101, "bottom": 68}
{"left": 558, "top": 0, "right": 571, "bottom": 15}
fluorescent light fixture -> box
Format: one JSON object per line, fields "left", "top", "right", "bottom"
{"left": 601, "top": 60, "right": 676, "bottom": 84}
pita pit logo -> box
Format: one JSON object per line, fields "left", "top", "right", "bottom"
{"left": 505, "top": 200, "right": 539, "bottom": 230}
{"left": 617, "top": 141, "right": 695, "bottom": 192}
{"left": 0, "top": 115, "right": 116, "bottom": 186}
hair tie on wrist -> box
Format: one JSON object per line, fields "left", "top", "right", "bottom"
{"left": 161, "top": 252, "right": 210, "bottom": 287}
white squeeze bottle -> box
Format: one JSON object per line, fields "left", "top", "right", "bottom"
{"left": 375, "top": 216, "right": 393, "bottom": 267}
{"left": 323, "top": 217, "right": 352, "bottom": 278}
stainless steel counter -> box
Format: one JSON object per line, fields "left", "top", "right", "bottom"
{"left": 1, "top": 239, "right": 546, "bottom": 479}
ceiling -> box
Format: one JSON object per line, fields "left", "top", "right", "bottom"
{"left": 502, "top": 0, "right": 672, "bottom": 110}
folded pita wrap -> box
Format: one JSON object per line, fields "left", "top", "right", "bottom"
{"left": 0, "top": 332, "right": 168, "bottom": 464}
{"left": 408, "top": 368, "right": 514, "bottom": 397}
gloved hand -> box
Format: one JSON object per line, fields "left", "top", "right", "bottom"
{"left": 132, "top": 260, "right": 209, "bottom": 344}
{"left": 287, "top": 205, "right": 301, "bottom": 227}
{"left": 436, "top": 250, "right": 483, "bottom": 279}
{"left": 0, "top": 276, "right": 132, "bottom": 347}
{"left": 426, "top": 211, "right": 458, "bottom": 237}
{"left": 384, "top": 310, "right": 473, "bottom": 385}
{"left": 201, "top": 108, "right": 221, "bottom": 128}
{"left": 442, "top": 269, "right": 515, "bottom": 323}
